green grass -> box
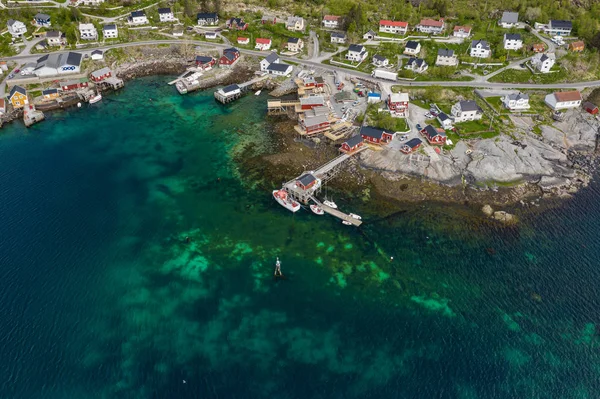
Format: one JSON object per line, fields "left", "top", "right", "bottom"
{"left": 455, "top": 119, "right": 492, "bottom": 134}
{"left": 488, "top": 67, "right": 568, "bottom": 84}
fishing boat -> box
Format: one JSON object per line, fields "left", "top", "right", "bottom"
{"left": 255, "top": 90, "right": 262, "bottom": 96}
{"left": 349, "top": 213, "right": 362, "bottom": 220}
{"left": 272, "top": 189, "right": 300, "bottom": 212}
{"left": 342, "top": 220, "right": 352, "bottom": 225}
{"left": 89, "top": 93, "right": 102, "bottom": 104}
{"left": 310, "top": 204, "right": 324, "bottom": 215}
{"left": 323, "top": 199, "right": 337, "bottom": 209}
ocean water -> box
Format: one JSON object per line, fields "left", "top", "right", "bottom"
{"left": 0, "top": 77, "right": 599, "bottom": 399}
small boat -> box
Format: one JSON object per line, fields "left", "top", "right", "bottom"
{"left": 349, "top": 213, "right": 362, "bottom": 220}
{"left": 255, "top": 90, "right": 262, "bottom": 96}
{"left": 272, "top": 189, "right": 300, "bottom": 212}
{"left": 342, "top": 220, "right": 352, "bottom": 225}
{"left": 274, "top": 257, "right": 282, "bottom": 276}
{"left": 323, "top": 199, "right": 337, "bottom": 209}
{"left": 310, "top": 205, "right": 324, "bottom": 215}
{"left": 89, "top": 93, "right": 102, "bottom": 104}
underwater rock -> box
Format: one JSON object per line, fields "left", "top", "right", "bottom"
{"left": 492, "top": 211, "right": 518, "bottom": 224}
{"left": 482, "top": 204, "right": 494, "bottom": 216}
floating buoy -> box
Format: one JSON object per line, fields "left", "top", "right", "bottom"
{"left": 77, "top": 102, "right": 82, "bottom": 108}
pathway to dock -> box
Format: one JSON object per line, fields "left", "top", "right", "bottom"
{"left": 310, "top": 196, "right": 362, "bottom": 226}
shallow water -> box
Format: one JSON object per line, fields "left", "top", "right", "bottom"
{"left": 0, "top": 77, "right": 599, "bottom": 399}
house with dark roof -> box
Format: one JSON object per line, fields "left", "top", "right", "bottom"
{"left": 404, "top": 57, "right": 428, "bottom": 73}
{"left": 404, "top": 40, "right": 421, "bottom": 55}
{"left": 451, "top": 100, "right": 483, "bottom": 122}
{"left": 546, "top": 20, "right": 572, "bottom": 36}
{"left": 470, "top": 40, "right": 490, "bottom": 58}
{"left": 346, "top": 44, "right": 368, "bottom": 62}
{"left": 42, "top": 88, "right": 59, "bottom": 100}
{"left": 33, "top": 52, "right": 82, "bottom": 77}
{"left": 9, "top": 85, "right": 28, "bottom": 109}
{"left": 340, "top": 134, "right": 364, "bottom": 153}
{"left": 298, "top": 106, "right": 331, "bottom": 135}
{"left": 531, "top": 52, "right": 555, "bottom": 73}
{"left": 437, "top": 112, "right": 453, "bottom": 129}
{"left": 226, "top": 17, "right": 248, "bottom": 30}
{"left": 501, "top": 93, "right": 530, "bottom": 110}
{"left": 219, "top": 48, "right": 240, "bottom": 67}
{"left": 216, "top": 84, "right": 241, "bottom": 99}
{"left": 46, "top": 30, "right": 66, "bottom": 47}
{"left": 372, "top": 54, "right": 389, "bottom": 67}
{"left": 103, "top": 24, "right": 118, "bottom": 39}
{"left": 195, "top": 55, "right": 215, "bottom": 69}
{"left": 360, "top": 126, "right": 395, "bottom": 144}
{"left": 503, "top": 33, "right": 522, "bottom": 50}
{"left": 90, "top": 67, "right": 112, "bottom": 82}
{"left": 436, "top": 48, "right": 458, "bottom": 66}
{"left": 260, "top": 52, "right": 280, "bottom": 71}
{"left": 296, "top": 173, "right": 318, "bottom": 190}
{"left": 400, "top": 138, "right": 423, "bottom": 154}
{"left": 420, "top": 125, "right": 447, "bottom": 145}
{"left": 91, "top": 49, "right": 104, "bottom": 60}
{"left": 267, "top": 63, "right": 293, "bottom": 76}
{"left": 158, "top": 8, "right": 176, "bottom": 22}
{"left": 129, "top": 10, "right": 149, "bottom": 25}
{"left": 363, "top": 30, "right": 376, "bottom": 40}
{"left": 330, "top": 32, "right": 346, "bottom": 44}
{"left": 499, "top": 11, "right": 519, "bottom": 28}
{"left": 7, "top": 19, "right": 27, "bottom": 37}
{"left": 286, "top": 37, "right": 304, "bottom": 52}
{"left": 34, "top": 13, "right": 51, "bottom": 27}
{"left": 197, "top": 12, "right": 218, "bottom": 26}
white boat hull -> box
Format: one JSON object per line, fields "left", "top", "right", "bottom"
{"left": 273, "top": 190, "right": 300, "bottom": 212}
{"left": 310, "top": 205, "right": 324, "bottom": 215}
{"left": 89, "top": 94, "right": 102, "bottom": 104}
{"left": 323, "top": 200, "right": 337, "bottom": 209}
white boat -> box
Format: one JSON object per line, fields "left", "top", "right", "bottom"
{"left": 310, "top": 205, "right": 324, "bottom": 215}
{"left": 323, "top": 199, "right": 337, "bottom": 209}
{"left": 272, "top": 189, "right": 300, "bottom": 212}
{"left": 89, "top": 93, "right": 102, "bottom": 104}
{"left": 349, "top": 213, "right": 362, "bottom": 220}
{"left": 342, "top": 220, "right": 352, "bottom": 225}
{"left": 255, "top": 90, "right": 262, "bottom": 96}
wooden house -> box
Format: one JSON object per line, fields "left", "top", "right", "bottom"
{"left": 9, "top": 85, "right": 28, "bottom": 109}
{"left": 421, "top": 125, "right": 447, "bottom": 145}
{"left": 60, "top": 78, "right": 89, "bottom": 91}
{"left": 42, "top": 88, "right": 59, "bottom": 100}
{"left": 569, "top": 41, "right": 585, "bottom": 52}
{"left": 296, "top": 173, "right": 318, "bottom": 190}
{"left": 583, "top": 101, "right": 598, "bottom": 115}
{"left": 532, "top": 43, "right": 545, "bottom": 53}
{"left": 195, "top": 55, "right": 215, "bottom": 69}
{"left": 360, "top": 126, "right": 395, "bottom": 144}
{"left": 340, "top": 134, "right": 364, "bottom": 153}
{"left": 400, "top": 138, "right": 423, "bottom": 154}
{"left": 219, "top": 48, "right": 240, "bottom": 67}
{"left": 90, "top": 67, "right": 112, "bottom": 82}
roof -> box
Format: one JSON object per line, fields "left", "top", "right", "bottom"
{"left": 506, "top": 92, "right": 529, "bottom": 101}
{"left": 437, "top": 48, "right": 455, "bottom": 57}
{"left": 223, "top": 47, "right": 239, "bottom": 54}
{"left": 256, "top": 38, "right": 271, "bottom": 44}
{"left": 389, "top": 93, "right": 409, "bottom": 103}
{"left": 360, "top": 126, "right": 387, "bottom": 139}
{"left": 42, "top": 88, "right": 58, "bottom": 95}
{"left": 158, "top": 7, "right": 171, "bottom": 14}
{"left": 288, "top": 37, "right": 300, "bottom": 43}
{"left": 9, "top": 85, "right": 26, "bottom": 97}
{"left": 373, "top": 54, "right": 387, "bottom": 61}
{"left": 303, "top": 114, "right": 329, "bottom": 127}
{"left": 59, "top": 77, "right": 88, "bottom": 86}
{"left": 222, "top": 84, "right": 240, "bottom": 93}
{"left": 300, "top": 96, "right": 324, "bottom": 105}
{"left": 343, "top": 134, "right": 364, "bottom": 148}
{"left": 367, "top": 92, "right": 381, "bottom": 97}
{"left": 237, "top": 37, "right": 249, "bottom": 41}
{"left": 453, "top": 25, "right": 471, "bottom": 32}
{"left": 554, "top": 91, "right": 582, "bottom": 102}
{"left": 79, "top": 23, "right": 95, "bottom": 30}
{"left": 91, "top": 49, "right": 103, "bottom": 55}
{"left": 131, "top": 10, "right": 145, "bottom": 17}
{"left": 264, "top": 52, "right": 279, "bottom": 63}
{"left": 458, "top": 100, "right": 481, "bottom": 112}
{"left": 471, "top": 40, "right": 490, "bottom": 50}
{"left": 583, "top": 101, "right": 597, "bottom": 109}
{"left": 407, "top": 57, "right": 426, "bottom": 68}
{"left": 423, "top": 124, "right": 445, "bottom": 137}
{"left": 323, "top": 15, "right": 340, "bottom": 21}
{"left": 8, "top": 19, "right": 23, "bottom": 27}
{"left": 501, "top": 11, "right": 519, "bottom": 23}
{"left": 46, "top": 30, "right": 61, "bottom": 38}
{"left": 35, "top": 13, "right": 51, "bottom": 20}
{"left": 405, "top": 138, "right": 422, "bottom": 148}
{"left": 504, "top": 33, "right": 521, "bottom": 41}
{"left": 379, "top": 20, "right": 408, "bottom": 27}
{"left": 571, "top": 40, "right": 585, "bottom": 47}
{"left": 315, "top": 76, "right": 324, "bottom": 83}
{"left": 103, "top": 24, "right": 117, "bottom": 30}
{"left": 90, "top": 67, "right": 111, "bottom": 78}
{"left": 297, "top": 173, "right": 316, "bottom": 186}
{"left": 195, "top": 55, "right": 213, "bottom": 63}
{"left": 364, "top": 29, "right": 376, "bottom": 36}
{"left": 550, "top": 20, "right": 572, "bottom": 29}
{"left": 348, "top": 44, "right": 364, "bottom": 53}
{"left": 331, "top": 32, "right": 346, "bottom": 38}
{"left": 35, "top": 52, "right": 82, "bottom": 70}
{"left": 405, "top": 40, "right": 419, "bottom": 50}
{"left": 438, "top": 112, "right": 450, "bottom": 121}
{"left": 205, "top": 31, "right": 217, "bottom": 37}
{"left": 197, "top": 12, "right": 218, "bottom": 19}
{"left": 0, "top": 98, "right": 5, "bottom": 108}
{"left": 267, "top": 63, "right": 291, "bottom": 72}
{"left": 419, "top": 19, "right": 444, "bottom": 27}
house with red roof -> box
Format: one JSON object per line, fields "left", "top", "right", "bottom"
{"left": 322, "top": 15, "right": 341, "bottom": 29}
{"left": 416, "top": 19, "right": 445, "bottom": 35}
{"left": 255, "top": 38, "right": 272, "bottom": 51}
{"left": 237, "top": 37, "right": 249, "bottom": 45}
{"left": 379, "top": 20, "right": 408, "bottom": 35}
{"left": 453, "top": 26, "right": 471, "bottom": 38}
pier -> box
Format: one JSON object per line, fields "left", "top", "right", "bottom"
{"left": 310, "top": 196, "right": 362, "bottom": 226}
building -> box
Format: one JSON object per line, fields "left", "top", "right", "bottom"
{"left": 197, "top": 12, "right": 218, "bottom": 26}
{"left": 237, "top": 37, "right": 249, "bottom": 45}
{"left": 0, "top": 99, "right": 5, "bottom": 116}
{"left": 9, "top": 85, "right": 28, "bottom": 109}
{"left": 340, "top": 135, "right": 364, "bottom": 154}
{"left": 416, "top": 19, "right": 444, "bottom": 35}
{"left": 531, "top": 52, "right": 555, "bottom": 73}
{"left": 296, "top": 173, "right": 319, "bottom": 190}
{"left": 583, "top": 101, "right": 598, "bottom": 115}
{"left": 286, "top": 16, "right": 304, "bottom": 31}
{"left": 298, "top": 106, "right": 330, "bottom": 135}
{"left": 503, "top": 33, "right": 522, "bottom": 50}
{"left": 226, "top": 17, "right": 247, "bottom": 30}
{"left": 404, "top": 40, "right": 421, "bottom": 55}
{"left": 7, "top": 20, "right": 27, "bottom": 37}
{"left": 0, "top": 62, "right": 7, "bottom": 71}
{"left": 172, "top": 24, "right": 184, "bottom": 36}
{"left": 346, "top": 44, "right": 368, "bottom": 62}
{"left": 195, "top": 55, "right": 215, "bottom": 70}
{"left": 546, "top": 20, "right": 572, "bottom": 36}
{"left": 33, "top": 52, "right": 82, "bottom": 77}
{"left": 286, "top": 37, "right": 304, "bottom": 52}
{"left": 322, "top": 15, "right": 340, "bottom": 29}
{"left": 405, "top": 57, "right": 428, "bottom": 73}
{"left": 453, "top": 25, "right": 471, "bottom": 38}
{"left": 451, "top": 100, "right": 483, "bottom": 122}
{"left": 363, "top": 30, "right": 376, "bottom": 40}
{"left": 360, "top": 126, "right": 395, "bottom": 144}
{"left": 216, "top": 84, "right": 241, "bottom": 100}
{"left": 330, "top": 32, "right": 346, "bottom": 44}
{"left": 437, "top": 112, "right": 453, "bottom": 129}
{"left": 421, "top": 125, "right": 447, "bottom": 145}
{"left": 499, "top": 11, "right": 519, "bottom": 28}
{"left": 501, "top": 93, "right": 530, "bottom": 110}
{"left": 205, "top": 31, "right": 217, "bottom": 40}
{"left": 400, "top": 138, "right": 423, "bottom": 154}
{"left": 372, "top": 54, "right": 389, "bottom": 67}
{"left": 261, "top": 15, "right": 277, "bottom": 24}
{"left": 79, "top": 23, "right": 98, "bottom": 40}
{"left": 299, "top": 95, "right": 325, "bottom": 110}
{"left": 34, "top": 13, "right": 51, "bottom": 27}
{"left": 255, "top": 38, "right": 272, "bottom": 51}
{"left": 470, "top": 40, "right": 491, "bottom": 58}
{"left": 78, "top": 0, "right": 105, "bottom": 5}
{"left": 129, "top": 11, "right": 149, "bottom": 25}
{"left": 436, "top": 48, "right": 458, "bottom": 66}
{"left": 387, "top": 92, "right": 409, "bottom": 117}
{"left": 90, "top": 67, "right": 112, "bottom": 82}
{"left": 60, "top": 78, "right": 88, "bottom": 91}
{"left": 267, "top": 62, "right": 293, "bottom": 76}
{"left": 219, "top": 48, "right": 240, "bottom": 67}
{"left": 158, "top": 8, "right": 176, "bottom": 22}
{"left": 46, "top": 31, "right": 65, "bottom": 47}
{"left": 103, "top": 24, "right": 118, "bottom": 39}
{"left": 379, "top": 20, "right": 408, "bottom": 35}
{"left": 90, "top": 49, "right": 104, "bottom": 60}
{"left": 532, "top": 43, "right": 545, "bottom": 53}
{"left": 260, "top": 52, "right": 280, "bottom": 71}
{"left": 367, "top": 92, "right": 381, "bottom": 103}
{"left": 42, "top": 88, "right": 59, "bottom": 100}
{"left": 569, "top": 41, "right": 585, "bottom": 52}
{"left": 544, "top": 91, "right": 582, "bottom": 110}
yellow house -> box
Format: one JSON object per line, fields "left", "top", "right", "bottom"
{"left": 9, "top": 85, "right": 28, "bottom": 109}
{"left": 42, "top": 88, "right": 59, "bottom": 100}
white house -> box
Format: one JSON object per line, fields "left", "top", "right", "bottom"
{"left": 470, "top": 40, "right": 491, "bottom": 58}
{"left": 346, "top": 44, "right": 368, "bottom": 62}
{"left": 7, "top": 20, "right": 27, "bottom": 37}
{"left": 205, "top": 31, "right": 217, "bottom": 40}
{"left": 404, "top": 40, "right": 421, "bottom": 55}
{"left": 546, "top": 20, "right": 572, "bottom": 36}
{"left": 436, "top": 49, "right": 458, "bottom": 66}
{"left": 499, "top": 11, "right": 519, "bottom": 28}
{"left": 501, "top": 93, "right": 530, "bottom": 110}
{"left": 46, "top": 31, "right": 65, "bottom": 47}
{"left": 79, "top": 23, "right": 98, "bottom": 40}
{"left": 260, "top": 52, "right": 280, "bottom": 71}
{"left": 197, "top": 12, "right": 219, "bottom": 26}
{"left": 416, "top": 19, "right": 444, "bottom": 35}
{"left": 331, "top": 32, "right": 346, "bottom": 44}
{"left": 79, "top": 0, "right": 105, "bottom": 5}
{"left": 217, "top": 84, "right": 241, "bottom": 99}
{"left": 405, "top": 57, "right": 428, "bottom": 73}
{"left": 255, "top": 38, "right": 272, "bottom": 51}
{"left": 33, "top": 52, "right": 82, "bottom": 77}
{"left": 531, "top": 52, "right": 555, "bottom": 73}
{"left": 103, "top": 24, "right": 118, "bottom": 39}
{"left": 453, "top": 25, "right": 471, "bottom": 38}
{"left": 322, "top": 15, "right": 340, "bottom": 29}
{"left": 286, "top": 16, "right": 304, "bottom": 31}
{"left": 372, "top": 54, "right": 389, "bottom": 67}
{"left": 503, "top": 33, "right": 523, "bottom": 50}
{"left": 129, "top": 10, "right": 149, "bottom": 25}
{"left": 437, "top": 112, "right": 453, "bottom": 129}
{"left": 379, "top": 20, "right": 408, "bottom": 35}
{"left": 363, "top": 30, "right": 376, "bottom": 40}
{"left": 544, "top": 91, "right": 582, "bottom": 110}
{"left": 90, "top": 49, "right": 104, "bottom": 60}
{"left": 451, "top": 100, "right": 483, "bottom": 122}
{"left": 237, "top": 37, "right": 250, "bottom": 45}
{"left": 158, "top": 8, "right": 176, "bottom": 22}
{"left": 267, "top": 62, "right": 293, "bottom": 76}
{"left": 286, "top": 37, "right": 304, "bottom": 52}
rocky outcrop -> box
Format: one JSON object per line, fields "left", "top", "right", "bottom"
{"left": 492, "top": 211, "right": 517, "bottom": 224}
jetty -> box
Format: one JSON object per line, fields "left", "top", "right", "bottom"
{"left": 310, "top": 196, "right": 362, "bottom": 226}
{"left": 23, "top": 105, "right": 45, "bottom": 127}
{"left": 214, "top": 75, "right": 268, "bottom": 104}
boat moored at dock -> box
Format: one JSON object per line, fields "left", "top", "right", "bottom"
{"left": 272, "top": 189, "right": 301, "bottom": 212}
{"left": 310, "top": 205, "right": 324, "bottom": 215}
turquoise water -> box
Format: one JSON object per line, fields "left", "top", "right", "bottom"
{"left": 1, "top": 77, "right": 599, "bottom": 398}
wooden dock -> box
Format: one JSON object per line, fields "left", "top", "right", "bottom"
{"left": 310, "top": 196, "right": 362, "bottom": 226}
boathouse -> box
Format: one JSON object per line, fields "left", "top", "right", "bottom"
{"left": 296, "top": 173, "right": 318, "bottom": 190}
{"left": 219, "top": 48, "right": 240, "bottom": 67}
{"left": 195, "top": 55, "right": 215, "bottom": 69}
{"left": 299, "top": 95, "right": 325, "bottom": 110}
{"left": 584, "top": 101, "right": 598, "bottom": 115}
{"left": 90, "top": 67, "right": 112, "bottom": 82}
{"left": 297, "top": 106, "right": 331, "bottom": 135}
{"left": 421, "top": 125, "right": 447, "bottom": 145}
{"left": 42, "top": 88, "right": 59, "bottom": 100}
{"left": 400, "top": 138, "right": 423, "bottom": 153}
{"left": 360, "top": 126, "right": 395, "bottom": 144}
{"left": 215, "top": 84, "right": 242, "bottom": 103}
{"left": 60, "top": 78, "right": 88, "bottom": 91}
{"left": 340, "top": 134, "right": 364, "bottom": 154}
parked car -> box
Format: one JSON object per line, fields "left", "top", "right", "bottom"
{"left": 424, "top": 112, "right": 433, "bottom": 118}
{"left": 14, "top": 69, "right": 20, "bottom": 73}
{"left": 8, "top": 73, "right": 14, "bottom": 79}
{"left": 416, "top": 123, "right": 423, "bottom": 131}
{"left": 430, "top": 110, "right": 439, "bottom": 117}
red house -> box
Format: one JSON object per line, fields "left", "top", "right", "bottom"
{"left": 387, "top": 93, "right": 409, "bottom": 117}
{"left": 400, "top": 138, "right": 422, "bottom": 154}
{"left": 299, "top": 95, "right": 325, "bottom": 110}
{"left": 219, "top": 48, "right": 240, "bottom": 67}
{"left": 226, "top": 17, "right": 248, "bottom": 30}
{"left": 299, "top": 106, "right": 330, "bottom": 135}
{"left": 195, "top": 55, "right": 215, "bottom": 69}
{"left": 314, "top": 76, "right": 325, "bottom": 88}
{"left": 360, "top": 126, "right": 395, "bottom": 144}
{"left": 90, "top": 67, "right": 112, "bottom": 83}
{"left": 583, "top": 101, "right": 598, "bottom": 115}
{"left": 340, "top": 134, "right": 364, "bottom": 153}
{"left": 60, "top": 78, "right": 89, "bottom": 91}
{"left": 296, "top": 173, "right": 318, "bottom": 190}
{"left": 421, "top": 125, "right": 447, "bottom": 145}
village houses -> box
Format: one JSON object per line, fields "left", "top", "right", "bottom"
{"left": 451, "top": 100, "right": 483, "bottom": 122}
{"left": 79, "top": 23, "right": 98, "bottom": 40}
{"left": 226, "top": 18, "right": 248, "bottom": 30}
{"left": 103, "top": 24, "right": 118, "bottom": 39}
{"left": 255, "top": 38, "right": 272, "bottom": 51}
{"left": 372, "top": 55, "right": 389, "bottom": 67}
{"left": 499, "top": 11, "right": 519, "bottom": 28}
{"left": 501, "top": 93, "right": 530, "bottom": 110}
{"left": 544, "top": 91, "right": 582, "bottom": 110}
{"left": 205, "top": 31, "right": 217, "bottom": 40}
{"left": 90, "top": 67, "right": 112, "bottom": 82}
{"left": 237, "top": 37, "right": 249, "bottom": 45}
{"left": 219, "top": 48, "right": 240, "bottom": 67}
{"left": 286, "top": 37, "right": 304, "bottom": 52}
{"left": 197, "top": 12, "right": 219, "bottom": 26}
{"left": 470, "top": 40, "right": 491, "bottom": 58}
{"left": 531, "top": 52, "right": 556, "bottom": 73}
{"left": 9, "top": 85, "right": 28, "bottom": 109}
{"left": 286, "top": 16, "right": 305, "bottom": 31}
{"left": 195, "top": 55, "right": 216, "bottom": 70}
{"left": 0, "top": 99, "right": 5, "bottom": 116}
{"left": 387, "top": 93, "right": 409, "bottom": 117}
{"left": 298, "top": 106, "right": 331, "bottom": 135}
{"left": 436, "top": 49, "right": 458, "bottom": 66}
{"left": 416, "top": 19, "right": 444, "bottom": 35}
{"left": 346, "top": 44, "right": 368, "bottom": 62}
{"left": 503, "top": 33, "right": 523, "bottom": 50}
{"left": 267, "top": 63, "right": 293, "bottom": 77}
{"left": 34, "top": 13, "right": 51, "bottom": 27}
{"left": 569, "top": 41, "right": 585, "bottom": 52}
{"left": 91, "top": 49, "right": 104, "bottom": 60}
{"left": 129, "top": 11, "right": 149, "bottom": 25}
{"left": 400, "top": 138, "right": 423, "bottom": 154}
{"left": 7, "top": 20, "right": 27, "bottom": 37}
{"left": 331, "top": 32, "right": 346, "bottom": 44}
{"left": 360, "top": 126, "right": 395, "bottom": 145}
{"left": 403, "top": 40, "right": 421, "bottom": 55}
{"left": 78, "top": 0, "right": 105, "bottom": 5}
{"left": 340, "top": 135, "right": 364, "bottom": 154}
{"left": 421, "top": 125, "right": 447, "bottom": 145}
{"left": 260, "top": 52, "right": 280, "bottom": 71}
{"left": 545, "top": 20, "right": 572, "bottom": 36}
{"left": 405, "top": 57, "right": 428, "bottom": 73}
{"left": 60, "top": 78, "right": 88, "bottom": 92}
{"left": 158, "top": 8, "right": 176, "bottom": 22}
{"left": 363, "top": 30, "right": 376, "bottom": 40}
{"left": 322, "top": 15, "right": 341, "bottom": 29}
{"left": 46, "top": 31, "right": 66, "bottom": 47}
{"left": 437, "top": 112, "right": 453, "bottom": 129}
{"left": 33, "top": 52, "right": 82, "bottom": 77}
{"left": 379, "top": 20, "right": 408, "bottom": 35}
{"left": 453, "top": 26, "right": 471, "bottom": 38}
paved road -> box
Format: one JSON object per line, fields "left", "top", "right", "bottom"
{"left": 309, "top": 30, "right": 319, "bottom": 60}
{"left": 3, "top": 39, "right": 600, "bottom": 91}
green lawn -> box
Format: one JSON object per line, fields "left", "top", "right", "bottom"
{"left": 488, "top": 67, "right": 568, "bottom": 84}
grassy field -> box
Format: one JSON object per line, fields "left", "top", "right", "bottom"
{"left": 488, "top": 66, "right": 568, "bottom": 84}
